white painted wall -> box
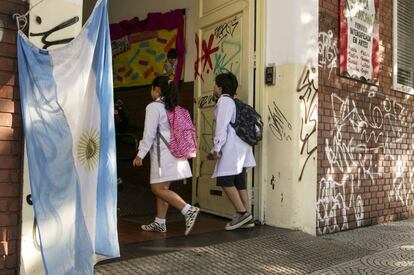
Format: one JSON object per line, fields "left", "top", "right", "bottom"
{"left": 266, "top": 0, "right": 318, "bottom": 67}
{"left": 84, "top": 0, "right": 197, "bottom": 82}
{"left": 263, "top": 0, "right": 318, "bottom": 235}
{"left": 28, "top": 0, "right": 83, "bottom": 50}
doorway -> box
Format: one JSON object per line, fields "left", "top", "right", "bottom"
{"left": 82, "top": 0, "right": 259, "bottom": 246}
{"left": 113, "top": 82, "right": 228, "bottom": 245}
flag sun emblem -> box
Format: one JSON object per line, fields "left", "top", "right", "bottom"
{"left": 77, "top": 129, "right": 100, "bottom": 170}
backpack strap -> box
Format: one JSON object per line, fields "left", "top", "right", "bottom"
{"left": 156, "top": 124, "right": 169, "bottom": 175}
{"left": 153, "top": 99, "right": 173, "bottom": 174}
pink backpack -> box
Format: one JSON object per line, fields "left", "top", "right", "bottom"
{"left": 157, "top": 105, "right": 197, "bottom": 159}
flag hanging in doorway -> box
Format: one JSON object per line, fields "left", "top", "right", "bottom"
{"left": 17, "top": 0, "right": 119, "bottom": 274}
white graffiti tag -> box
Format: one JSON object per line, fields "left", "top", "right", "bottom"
{"left": 317, "top": 92, "right": 413, "bottom": 233}
{"left": 318, "top": 30, "right": 338, "bottom": 78}
{"left": 316, "top": 170, "right": 364, "bottom": 234}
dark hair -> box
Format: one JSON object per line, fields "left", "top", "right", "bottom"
{"left": 215, "top": 73, "right": 238, "bottom": 97}
{"left": 167, "top": 48, "right": 178, "bottom": 59}
{"left": 152, "top": 76, "right": 178, "bottom": 111}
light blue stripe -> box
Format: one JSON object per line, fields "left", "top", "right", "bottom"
{"left": 88, "top": 0, "right": 120, "bottom": 257}
{"left": 17, "top": 34, "right": 93, "bottom": 274}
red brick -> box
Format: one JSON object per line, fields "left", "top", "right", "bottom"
{"left": 0, "top": 113, "right": 12, "bottom": 127}
{"left": 0, "top": 86, "right": 13, "bottom": 99}
{"left": 0, "top": 255, "right": 4, "bottom": 269}
{"left": 0, "top": 200, "right": 7, "bottom": 211}
{"left": 6, "top": 199, "right": 19, "bottom": 212}
{"left": 0, "top": 29, "right": 17, "bottom": 45}
{"left": 317, "top": 0, "right": 413, "bottom": 234}
{"left": 0, "top": 270, "right": 16, "bottom": 275}
{"left": 5, "top": 254, "right": 17, "bottom": 268}
{"left": 0, "top": 227, "right": 7, "bottom": 241}
{"left": 0, "top": 170, "right": 11, "bottom": 182}
{"left": 9, "top": 170, "right": 20, "bottom": 183}
{"left": 0, "top": 43, "right": 17, "bottom": 59}
{"left": 10, "top": 142, "right": 20, "bottom": 155}
{"left": 0, "top": 141, "right": 11, "bottom": 155}
{"left": 12, "top": 87, "right": 18, "bottom": 100}
{"left": 0, "top": 213, "right": 17, "bottom": 226}
{"left": 0, "top": 156, "right": 19, "bottom": 169}
{"left": 0, "top": 99, "right": 15, "bottom": 113}
{"left": 0, "top": 183, "right": 19, "bottom": 197}
{"left": 0, "top": 127, "right": 20, "bottom": 141}
{"left": 0, "top": 14, "right": 16, "bottom": 31}
{"left": 0, "top": 71, "right": 15, "bottom": 86}
{"left": 7, "top": 240, "right": 16, "bottom": 255}
{"left": 0, "top": 240, "right": 6, "bottom": 255}
{"left": 0, "top": 57, "right": 15, "bottom": 72}
{"left": 0, "top": 1, "right": 26, "bottom": 15}
{"left": 6, "top": 226, "right": 19, "bottom": 241}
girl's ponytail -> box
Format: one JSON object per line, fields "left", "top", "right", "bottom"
{"left": 164, "top": 80, "right": 178, "bottom": 111}
{"left": 152, "top": 76, "right": 178, "bottom": 111}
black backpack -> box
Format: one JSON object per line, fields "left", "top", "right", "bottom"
{"left": 229, "top": 97, "right": 263, "bottom": 146}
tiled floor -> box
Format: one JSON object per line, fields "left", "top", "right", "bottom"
{"left": 96, "top": 219, "right": 414, "bottom": 274}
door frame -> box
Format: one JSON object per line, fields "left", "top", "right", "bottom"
{"left": 191, "top": 0, "right": 267, "bottom": 222}
{"left": 252, "top": 0, "right": 266, "bottom": 224}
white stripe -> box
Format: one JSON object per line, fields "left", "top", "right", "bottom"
{"left": 51, "top": 28, "right": 100, "bottom": 248}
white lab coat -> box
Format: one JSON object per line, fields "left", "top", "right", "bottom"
{"left": 211, "top": 95, "right": 256, "bottom": 178}
{"left": 137, "top": 99, "right": 192, "bottom": 184}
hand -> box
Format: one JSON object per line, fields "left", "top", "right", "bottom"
{"left": 207, "top": 151, "right": 221, "bottom": 160}
{"left": 133, "top": 156, "right": 143, "bottom": 167}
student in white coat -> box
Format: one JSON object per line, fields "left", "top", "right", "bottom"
{"left": 208, "top": 73, "right": 256, "bottom": 230}
{"left": 133, "top": 76, "right": 200, "bottom": 235}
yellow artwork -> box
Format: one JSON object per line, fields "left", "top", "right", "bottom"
{"left": 112, "top": 29, "right": 181, "bottom": 88}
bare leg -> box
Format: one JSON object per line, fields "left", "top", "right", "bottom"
{"left": 222, "top": 186, "right": 246, "bottom": 212}
{"left": 238, "top": 189, "right": 250, "bottom": 212}
{"left": 156, "top": 196, "right": 169, "bottom": 219}
{"left": 151, "top": 182, "right": 186, "bottom": 211}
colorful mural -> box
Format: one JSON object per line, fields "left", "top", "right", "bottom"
{"left": 110, "top": 9, "right": 185, "bottom": 88}
{"left": 112, "top": 30, "right": 180, "bottom": 87}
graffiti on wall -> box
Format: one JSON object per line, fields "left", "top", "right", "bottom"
{"left": 268, "top": 102, "right": 292, "bottom": 141}
{"left": 317, "top": 91, "right": 414, "bottom": 234}
{"left": 194, "top": 16, "right": 242, "bottom": 82}
{"left": 297, "top": 68, "right": 318, "bottom": 181}
{"left": 30, "top": 16, "right": 79, "bottom": 49}
{"left": 198, "top": 95, "right": 216, "bottom": 108}
{"left": 318, "top": 30, "right": 338, "bottom": 78}
{"left": 214, "top": 16, "right": 239, "bottom": 42}
{"left": 199, "top": 110, "right": 216, "bottom": 155}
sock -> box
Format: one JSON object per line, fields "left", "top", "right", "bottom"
{"left": 181, "top": 204, "right": 192, "bottom": 215}
{"left": 237, "top": 211, "right": 247, "bottom": 215}
{"left": 155, "top": 217, "right": 166, "bottom": 225}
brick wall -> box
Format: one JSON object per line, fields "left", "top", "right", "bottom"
{"left": 317, "top": 0, "right": 414, "bottom": 235}
{"left": 0, "top": 0, "right": 25, "bottom": 273}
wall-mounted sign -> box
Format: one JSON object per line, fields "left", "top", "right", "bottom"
{"left": 339, "top": 0, "right": 379, "bottom": 84}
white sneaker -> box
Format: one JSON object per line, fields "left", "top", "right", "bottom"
{"left": 184, "top": 206, "right": 200, "bottom": 236}
{"left": 140, "top": 221, "right": 167, "bottom": 233}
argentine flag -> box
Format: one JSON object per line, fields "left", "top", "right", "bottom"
{"left": 17, "top": 0, "right": 119, "bottom": 274}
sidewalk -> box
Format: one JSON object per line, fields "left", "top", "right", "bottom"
{"left": 94, "top": 219, "right": 414, "bottom": 274}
